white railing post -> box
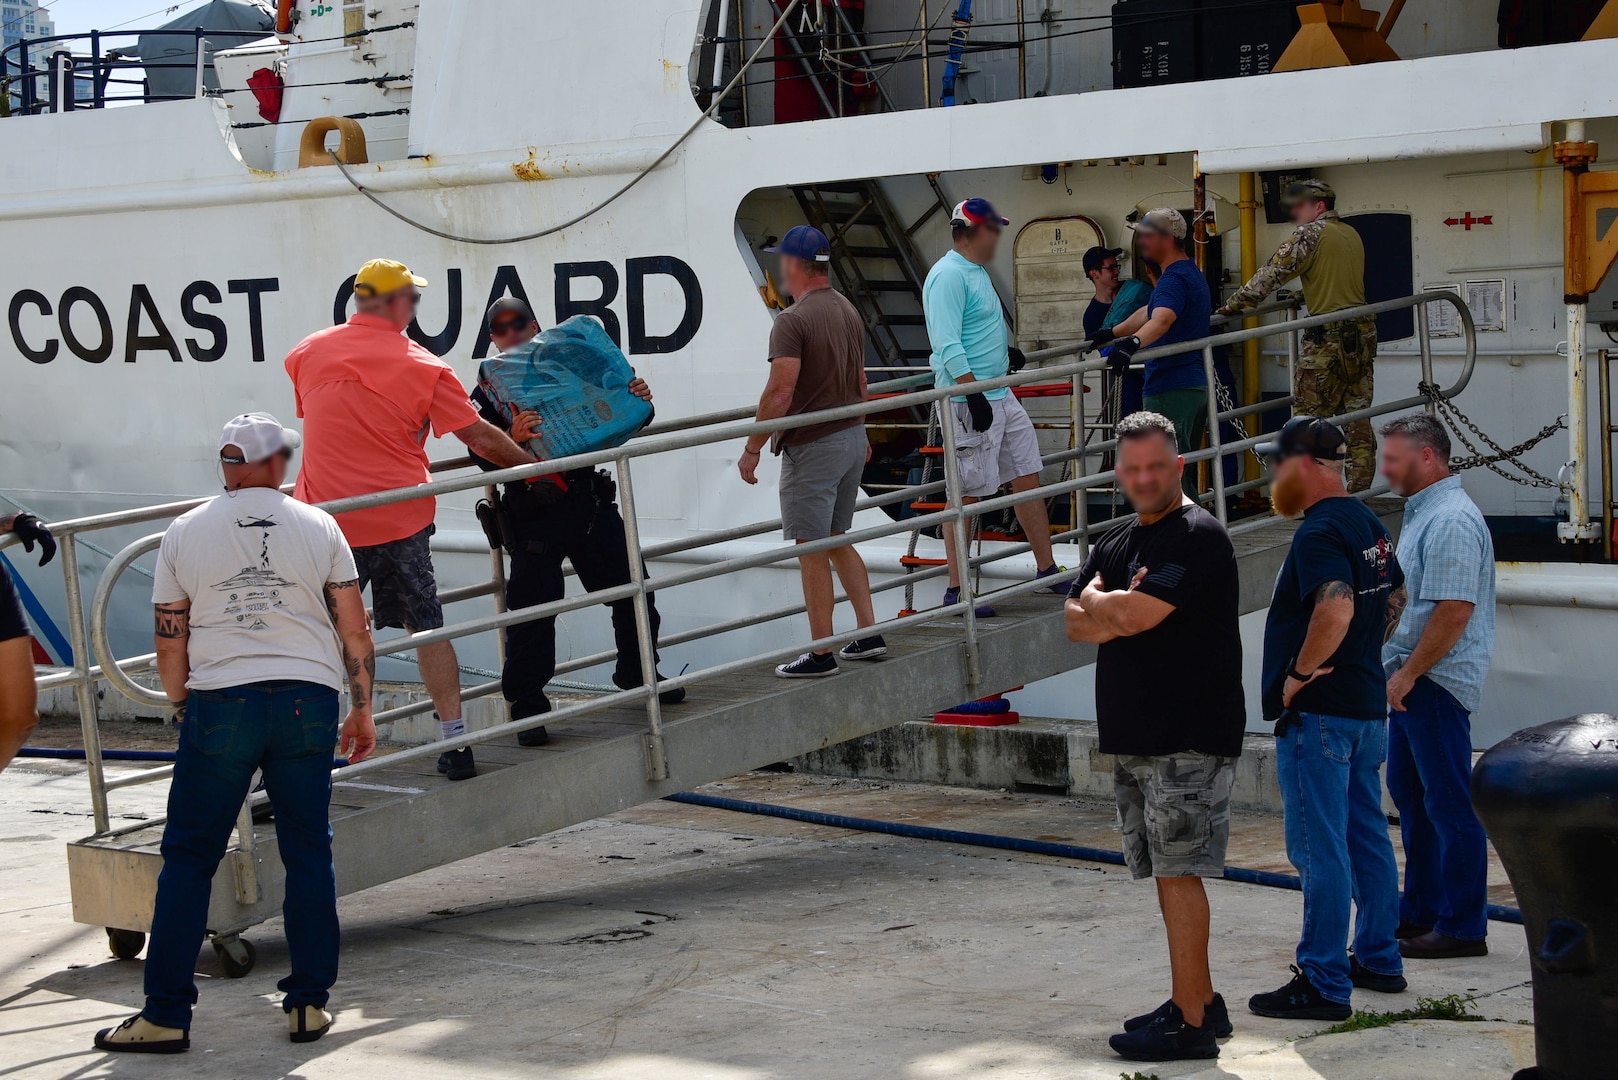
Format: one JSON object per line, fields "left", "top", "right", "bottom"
{"left": 936, "top": 401, "right": 982, "bottom": 685}
{"left": 1071, "top": 370, "right": 1090, "bottom": 559}
{"left": 613, "top": 456, "right": 669, "bottom": 780}
{"left": 60, "top": 535, "right": 111, "bottom": 834}
{"left": 1204, "top": 345, "right": 1227, "bottom": 524}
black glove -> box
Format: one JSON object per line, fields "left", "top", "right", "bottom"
{"left": 1107, "top": 335, "right": 1142, "bottom": 377}
{"left": 11, "top": 512, "right": 55, "bottom": 567}
{"left": 964, "top": 393, "right": 993, "bottom": 433}
{"left": 1086, "top": 327, "right": 1116, "bottom": 353}
{"left": 1007, "top": 346, "right": 1027, "bottom": 374}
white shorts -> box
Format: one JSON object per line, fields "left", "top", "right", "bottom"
{"left": 949, "top": 394, "right": 1045, "bottom": 498}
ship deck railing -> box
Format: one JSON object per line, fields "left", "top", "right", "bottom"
{"left": 6, "top": 289, "right": 1475, "bottom": 951}
{"left": 5, "top": 288, "right": 1474, "bottom": 844}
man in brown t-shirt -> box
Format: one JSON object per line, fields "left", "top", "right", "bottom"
{"left": 740, "top": 225, "right": 885, "bottom": 678}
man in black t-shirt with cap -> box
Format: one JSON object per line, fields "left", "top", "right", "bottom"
{"left": 1066, "top": 411, "right": 1244, "bottom": 1063}
{"left": 1248, "top": 415, "right": 1406, "bottom": 1022}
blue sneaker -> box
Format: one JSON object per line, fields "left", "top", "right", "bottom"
{"left": 941, "top": 586, "right": 995, "bottom": 618}
{"left": 1034, "top": 564, "right": 1071, "bottom": 595}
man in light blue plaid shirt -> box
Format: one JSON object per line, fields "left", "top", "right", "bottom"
{"left": 1378, "top": 415, "right": 1495, "bottom": 960}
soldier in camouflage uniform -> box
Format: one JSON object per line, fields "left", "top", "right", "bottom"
{"left": 1219, "top": 180, "right": 1378, "bottom": 491}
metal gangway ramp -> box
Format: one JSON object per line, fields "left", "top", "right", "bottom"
{"left": 22, "top": 292, "right": 1474, "bottom": 972}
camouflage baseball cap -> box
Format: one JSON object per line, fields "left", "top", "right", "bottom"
{"left": 1127, "top": 207, "right": 1187, "bottom": 240}
{"left": 1282, "top": 178, "right": 1335, "bottom": 205}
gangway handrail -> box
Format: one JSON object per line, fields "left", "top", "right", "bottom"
{"left": 16, "top": 290, "right": 1475, "bottom": 835}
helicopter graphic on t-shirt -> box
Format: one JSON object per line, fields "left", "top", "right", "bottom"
{"left": 210, "top": 515, "right": 300, "bottom": 629}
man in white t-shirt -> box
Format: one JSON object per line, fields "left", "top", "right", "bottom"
{"left": 96, "top": 414, "right": 376, "bottom": 1055}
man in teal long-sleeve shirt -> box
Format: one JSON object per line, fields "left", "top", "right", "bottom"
{"left": 922, "top": 198, "right": 1063, "bottom": 617}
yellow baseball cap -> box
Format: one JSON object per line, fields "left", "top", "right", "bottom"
{"left": 353, "top": 259, "right": 428, "bottom": 297}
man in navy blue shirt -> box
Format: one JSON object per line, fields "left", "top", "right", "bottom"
{"left": 1249, "top": 417, "right": 1406, "bottom": 1022}
{"left": 1089, "top": 209, "right": 1212, "bottom": 494}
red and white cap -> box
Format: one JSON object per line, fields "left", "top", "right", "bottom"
{"left": 950, "top": 197, "right": 1010, "bottom": 228}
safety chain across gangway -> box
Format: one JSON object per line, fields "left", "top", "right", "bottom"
{"left": 6, "top": 291, "right": 1477, "bottom": 842}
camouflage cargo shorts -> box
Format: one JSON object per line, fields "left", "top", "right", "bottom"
{"left": 352, "top": 525, "right": 445, "bottom": 633}
{"left": 1114, "top": 752, "right": 1235, "bottom": 879}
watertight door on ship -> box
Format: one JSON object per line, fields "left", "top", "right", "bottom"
{"left": 1013, "top": 216, "right": 1106, "bottom": 482}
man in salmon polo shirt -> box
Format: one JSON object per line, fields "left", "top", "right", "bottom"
{"left": 286, "top": 259, "right": 538, "bottom": 781}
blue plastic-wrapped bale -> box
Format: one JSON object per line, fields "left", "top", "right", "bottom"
{"left": 476, "top": 316, "right": 654, "bottom": 460}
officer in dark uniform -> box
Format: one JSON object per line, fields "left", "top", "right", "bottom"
{"left": 470, "top": 299, "right": 684, "bottom": 748}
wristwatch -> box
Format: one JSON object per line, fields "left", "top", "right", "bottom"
{"left": 1285, "top": 664, "right": 1315, "bottom": 682}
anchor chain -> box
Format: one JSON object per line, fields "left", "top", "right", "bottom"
{"left": 1417, "top": 382, "right": 1566, "bottom": 489}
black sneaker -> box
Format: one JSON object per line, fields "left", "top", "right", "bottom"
{"left": 838, "top": 636, "right": 888, "bottom": 661}
{"left": 436, "top": 747, "right": 476, "bottom": 781}
{"left": 1125, "top": 993, "right": 1233, "bottom": 1038}
{"left": 1108, "top": 1001, "right": 1219, "bottom": 1062}
{"left": 1349, "top": 955, "right": 1408, "bottom": 994}
{"left": 1248, "top": 965, "right": 1352, "bottom": 1021}
{"left": 613, "top": 671, "right": 688, "bottom": 705}
{"left": 775, "top": 651, "right": 839, "bottom": 678}
{"left": 516, "top": 724, "right": 551, "bottom": 748}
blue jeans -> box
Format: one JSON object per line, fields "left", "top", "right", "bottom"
{"left": 142, "top": 681, "right": 340, "bottom": 1030}
{"left": 1277, "top": 712, "right": 1403, "bottom": 1004}
{"left": 1386, "top": 677, "right": 1489, "bottom": 941}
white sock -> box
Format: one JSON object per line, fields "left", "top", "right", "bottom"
{"left": 439, "top": 717, "right": 465, "bottom": 741}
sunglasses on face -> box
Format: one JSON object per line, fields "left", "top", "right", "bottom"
{"left": 490, "top": 317, "right": 528, "bottom": 336}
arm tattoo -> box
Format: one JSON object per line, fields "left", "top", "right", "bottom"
{"left": 326, "top": 580, "right": 373, "bottom": 706}
{"left": 1313, "top": 580, "right": 1354, "bottom": 604}
{"left": 1384, "top": 585, "right": 1408, "bottom": 643}
{"left": 323, "top": 579, "right": 358, "bottom": 626}
{"left": 154, "top": 604, "right": 190, "bottom": 639}
{"left": 344, "top": 645, "right": 376, "bottom": 706}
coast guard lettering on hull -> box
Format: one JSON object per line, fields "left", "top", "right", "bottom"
{"left": 6, "top": 257, "right": 703, "bottom": 366}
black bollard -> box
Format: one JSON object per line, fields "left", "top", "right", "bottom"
{"left": 1472, "top": 713, "right": 1618, "bottom": 1080}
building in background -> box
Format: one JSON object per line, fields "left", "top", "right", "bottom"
{"left": 1, "top": 0, "right": 54, "bottom": 53}
{"left": 2, "top": 0, "right": 57, "bottom": 110}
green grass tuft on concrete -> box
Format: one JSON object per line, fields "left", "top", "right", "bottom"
{"left": 1322, "top": 993, "right": 1482, "bottom": 1035}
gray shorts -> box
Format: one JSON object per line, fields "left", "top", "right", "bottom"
{"left": 353, "top": 525, "right": 444, "bottom": 632}
{"left": 779, "top": 424, "right": 867, "bottom": 541}
{"left": 950, "top": 394, "right": 1044, "bottom": 498}
{"left": 1114, "top": 752, "right": 1235, "bottom": 879}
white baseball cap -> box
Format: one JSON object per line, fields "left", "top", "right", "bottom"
{"left": 219, "top": 412, "right": 302, "bottom": 464}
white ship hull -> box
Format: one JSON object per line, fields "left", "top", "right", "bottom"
{"left": 4, "top": 1, "right": 1616, "bottom": 743}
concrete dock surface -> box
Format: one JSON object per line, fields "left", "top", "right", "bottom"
{"left": 1, "top": 761, "right": 1536, "bottom": 1079}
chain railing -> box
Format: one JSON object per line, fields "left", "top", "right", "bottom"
{"left": 7, "top": 290, "right": 1475, "bottom": 839}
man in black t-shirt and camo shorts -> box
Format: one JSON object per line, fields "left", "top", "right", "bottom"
{"left": 1066, "top": 411, "right": 1246, "bottom": 1064}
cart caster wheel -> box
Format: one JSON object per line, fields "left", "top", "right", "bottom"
{"left": 106, "top": 927, "right": 146, "bottom": 961}
{"left": 212, "top": 936, "right": 256, "bottom": 978}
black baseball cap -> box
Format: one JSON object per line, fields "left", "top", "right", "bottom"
{"left": 487, "top": 297, "right": 535, "bottom": 325}
{"left": 1083, "top": 246, "right": 1124, "bottom": 275}
{"left": 1256, "top": 416, "right": 1347, "bottom": 463}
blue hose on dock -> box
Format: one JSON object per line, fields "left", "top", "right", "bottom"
{"left": 664, "top": 791, "right": 1523, "bottom": 925}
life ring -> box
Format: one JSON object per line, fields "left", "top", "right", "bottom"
{"left": 275, "top": 0, "right": 296, "bottom": 36}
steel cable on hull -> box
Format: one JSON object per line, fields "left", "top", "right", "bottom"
{"left": 330, "top": 0, "right": 803, "bottom": 246}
